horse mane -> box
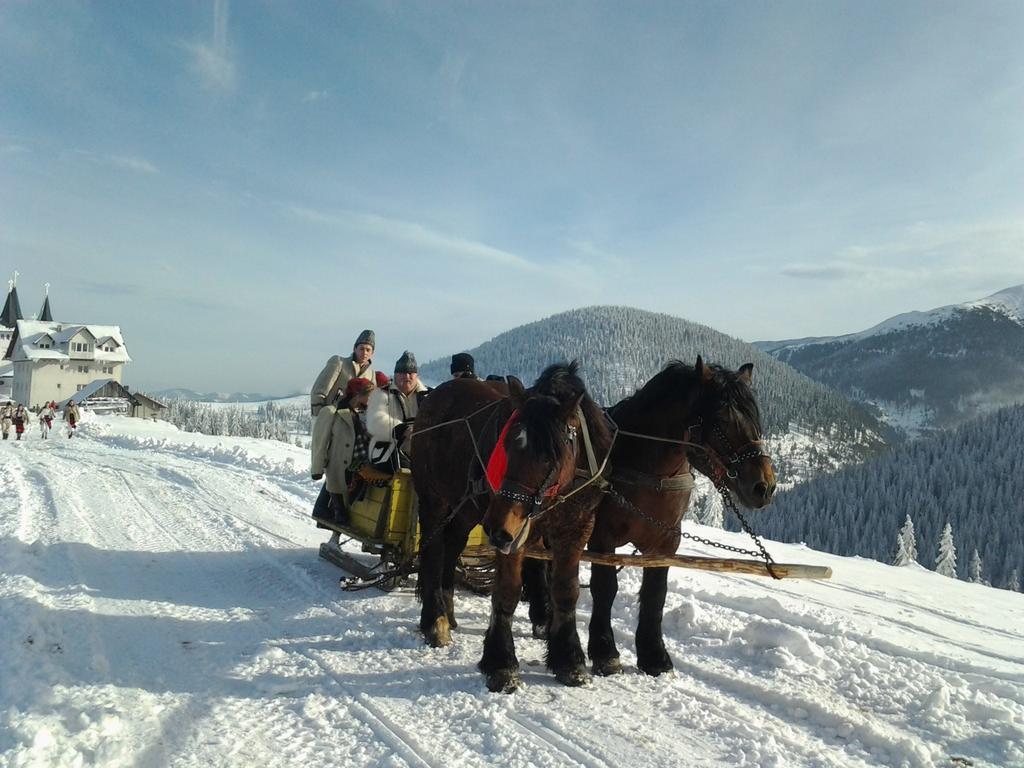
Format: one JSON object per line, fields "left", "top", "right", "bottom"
{"left": 515, "top": 361, "right": 611, "bottom": 461}
{"left": 613, "top": 360, "right": 762, "bottom": 433}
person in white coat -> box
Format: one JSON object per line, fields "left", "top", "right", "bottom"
{"left": 366, "top": 351, "right": 429, "bottom": 471}
{"left": 0, "top": 402, "right": 12, "bottom": 440}
{"left": 309, "top": 329, "right": 376, "bottom": 417}
{"left": 310, "top": 378, "right": 376, "bottom": 546}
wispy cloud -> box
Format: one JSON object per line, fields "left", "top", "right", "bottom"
{"left": 287, "top": 204, "right": 539, "bottom": 271}
{"left": 109, "top": 155, "right": 159, "bottom": 174}
{"left": 780, "top": 263, "right": 866, "bottom": 281}
{"left": 781, "top": 220, "right": 1024, "bottom": 289}
{"left": 1, "top": 144, "right": 30, "bottom": 155}
{"left": 185, "top": 0, "right": 235, "bottom": 91}
{"left": 302, "top": 89, "right": 329, "bottom": 103}
{"left": 69, "top": 149, "right": 159, "bottom": 175}
{"left": 79, "top": 279, "right": 226, "bottom": 311}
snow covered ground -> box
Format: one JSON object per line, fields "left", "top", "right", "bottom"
{"left": 2, "top": 415, "right": 1022, "bottom": 768}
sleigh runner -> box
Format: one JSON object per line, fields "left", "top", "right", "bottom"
{"left": 316, "top": 469, "right": 497, "bottom": 592}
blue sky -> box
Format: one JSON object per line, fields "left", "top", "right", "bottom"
{"left": 2, "top": 1, "right": 1023, "bottom": 393}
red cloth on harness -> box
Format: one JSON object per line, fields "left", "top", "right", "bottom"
{"left": 485, "top": 410, "right": 563, "bottom": 498}
{"left": 486, "top": 410, "right": 518, "bottom": 491}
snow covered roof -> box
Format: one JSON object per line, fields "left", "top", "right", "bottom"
{"left": 7, "top": 320, "right": 132, "bottom": 363}
{"left": 69, "top": 378, "right": 120, "bottom": 404}
{"left": 52, "top": 325, "right": 96, "bottom": 344}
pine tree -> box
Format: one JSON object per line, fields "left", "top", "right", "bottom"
{"left": 1007, "top": 569, "right": 1021, "bottom": 592}
{"left": 895, "top": 515, "right": 918, "bottom": 565}
{"left": 893, "top": 529, "right": 911, "bottom": 566}
{"left": 934, "top": 522, "right": 957, "bottom": 578}
{"left": 969, "top": 549, "right": 984, "bottom": 584}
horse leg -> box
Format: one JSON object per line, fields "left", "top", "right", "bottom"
{"left": 545, "top": 545, "right": 590, "bottom": 687}
{"left": 521, "top": 557, "right": 549, "bottom": 639}
{"left": 479, "top": 550, "right": 525, "bottom": 693}
{"left": 636, "top": 566, "right": 673, "bottom": 676}
{"left": 416, "top": 501, "right": 451, "bottom": 647}
{"left": 440, "top": 518, "right": 474, "bottom": 630}
{"left": 587, "top": 559, "right": 623, "bottom": 676}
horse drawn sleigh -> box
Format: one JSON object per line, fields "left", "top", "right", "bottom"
{"left": 316, "top": 358, "right": 831, "bottom": 692}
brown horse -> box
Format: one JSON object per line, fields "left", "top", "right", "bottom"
{"left": 411, "top": 363, "right": 599, "bottom": 650}
{"left": 588, "top": 357, "right": 776, "bottom": 677}
{"left": 478, "top": 362, "right": 612, "bottom": 692}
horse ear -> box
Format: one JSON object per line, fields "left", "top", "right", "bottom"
{"left": 507, "top": 375, "right": 526, "bottom": 397}
{"left": 695, "top": 355, "right": 712, "bottom": 382}
{"left": 738, "top": 363, "right": 753, "bottom": 386}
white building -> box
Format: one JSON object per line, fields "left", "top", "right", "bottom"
{"left": 4, "top": 320, "right": 132, "bottom": 409}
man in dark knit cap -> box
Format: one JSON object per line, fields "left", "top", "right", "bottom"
{"left": 309, "top": 329, "right": 376, "bottom": 417}
{"left": 450, "top": 352, "right": 478, "bottom": 380}
{"left": 366, "top": 350, "right": 429, "bottom": 470}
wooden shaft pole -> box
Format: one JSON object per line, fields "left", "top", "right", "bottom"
{"left": 505, "top": 547, "right": 831, "bottom": 580}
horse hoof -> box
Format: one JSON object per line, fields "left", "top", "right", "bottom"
{"left": 426, "top": 616, "right": 452, "bottom": 648}
{"left": 592, "top": 657, "right": 623, "bottom": 677}
{"left": 638, "top": 656, "right": 673, "bottom": 677}
{"left": 447, "top": 615, "right": 458, "bottom": 630}
{"left": 555, "top": 667, "right": 591, "bottom": 687}
{"left": 532, "top": 622, "right": 546, "bottom": 640}
{"left": 486, "top": 669, "right": 522, "bottom": 694}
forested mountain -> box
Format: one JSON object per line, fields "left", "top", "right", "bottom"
{"left": 420, "top": 306, "right": 894, "bottom": 485}
{"left": 152, "top": 388, "right": 301, "bottom": 403}
{"left": 755, "top": 403, "right": 1024, "bottom": 590}
{"left": 755, "top": 284, "right": 1024, "bottom": 435}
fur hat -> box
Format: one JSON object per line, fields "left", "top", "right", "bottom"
{"left": 394, "top": 350, "right": 418, "bottom": 374}
{"left": 375, "top": 371, "right": 391, "bottom": 388}
{"left": 450, "top": 352, "right": 475, "bottom": 375}
{"left": 354, "top": 329, "right": 375, "bottom": 349}
{"left": 345, "top": 377, "right": 373, "bottom": 398}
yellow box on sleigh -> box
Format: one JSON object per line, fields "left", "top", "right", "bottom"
{"left": 348, "top": 468, "right": 488, "bottom": 550}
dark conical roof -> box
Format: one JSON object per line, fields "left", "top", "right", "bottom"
{"left": 39, "top": 294, "right": 53, "bottom": 322}
{"left": 1, "top": 285, "right": 22, "bottom": 328}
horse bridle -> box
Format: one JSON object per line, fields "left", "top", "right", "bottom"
{"left": 497, "top": 422, "right": 580, "bottom": 522}
{"left": 687, "top": 414, "right": 770, "bottom": 484}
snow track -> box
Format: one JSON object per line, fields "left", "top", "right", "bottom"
{"left": 3, "top": 415, "right": 1024, "bottom": 767}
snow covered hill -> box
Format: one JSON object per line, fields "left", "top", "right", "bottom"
{"left": 755, "top": 284, "right": 1024, "bottom": 435}
{"left": 2, "top": 416, "right": 1023, "bottom": 768}
{"left": 417, "top": 306, "right": 893, "bottom": 486}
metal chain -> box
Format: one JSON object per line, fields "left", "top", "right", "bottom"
{"left": 714, "top": 482, "right": 781, "bottom": 579}
{"left": 607, "top": 483, "right": 779, "bottom": 575}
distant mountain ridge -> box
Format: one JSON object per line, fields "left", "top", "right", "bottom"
{"left": 754, "top": 284, "right": 1024, "bottom": 435}
{"left": 151, "top": 388, "right": 303, "bottom": 404}
{"left": 420, "top": 306, "right": 895, "bottom": 485}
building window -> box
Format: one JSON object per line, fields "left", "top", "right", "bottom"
{"left": 77, "top": 384, "right": 85, "bottom": 392}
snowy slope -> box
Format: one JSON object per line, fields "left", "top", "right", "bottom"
{"left": 757, "top": 283, "right": 1024, "bottom": 354}
{"left": 2, "top": 416, "right": 1022, "bottom": 768}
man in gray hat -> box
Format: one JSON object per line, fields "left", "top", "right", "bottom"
{"left": 366, "top": 350, "right": 429, "bottom": 470}
{"left": 310, "top": 329, "right": 376, "bottom": 417}
{"left": 309, "top": 329, "right": 375, "bottom": 522}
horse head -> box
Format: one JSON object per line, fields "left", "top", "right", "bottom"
{"left": 482, "top": 362, "right": 588, "bottom": 554}
{"left": 687, "top": 356, "right": 776, "bottom": 509}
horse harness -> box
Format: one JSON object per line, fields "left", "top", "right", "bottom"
{"left": 604, "top": 411, "right": 781, "bottom": 579}
{"left": 495, "top": 404, "right": 612, "bottom": 524}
